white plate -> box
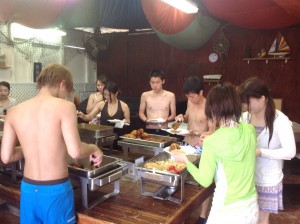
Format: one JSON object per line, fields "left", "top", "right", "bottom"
{"left": 147, "top": 118, "right": 165, "bottom": 123}
{"left": 107, "top": 119, "right": 123, "bottom": 123}
{"left": 164, "top": 145, "right": 196, "bottom": 155}
{"left": 162, "top": 128, "right": 190, "bottom": 136}
{"left": 107, "top": 119, "right": 129, "bottom": 126}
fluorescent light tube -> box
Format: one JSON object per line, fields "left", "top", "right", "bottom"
{"left": 11, "top": 23, "right": 66, "bottom": 43}
{"left": 162, "top": 0, "right": 198, "bottom": 14}
{"left": 64, "top": 45, "right": 85, "bottom": 50}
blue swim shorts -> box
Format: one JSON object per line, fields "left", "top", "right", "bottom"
{"left": 20, "top": 178, "right": 76, "bottom": 224}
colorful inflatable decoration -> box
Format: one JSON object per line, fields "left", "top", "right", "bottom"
{"left": 154, "top": 14, "right": 220, "bottom": 50}
{"left": 0, "top": 0, "right": 69, "bottom": 28}
{"left": 273, "top": 0, "right": 300, "bottom": 20}
{"left": 52, "top": 0, "right": 100, "bottom": 29}
{"left": 141, "top": 0, "right": 197, "bottom": 34}
{"left": 0, "top": 0, "right": 300, "bottom": 50}
{"left": 141, "top": 0, "right": 220, "bottom": 50}
{"left": 202, "top": 0, "right": 300, "bottom": 29}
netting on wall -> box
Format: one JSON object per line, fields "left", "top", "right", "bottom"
{"left": 0, "top": 24, "right": 9, "bottom": 44}
{"left": 10, "top": 83, "right": 38, "bottom": 103}
{"left": 0, "top": 23, "right": 62, "bottom": 65}
{"left": 1, "top": 23, "right": 95, "bottom": 103}
{"left": 10, "top": 83, "right": 95, "bottom": 104}
{"left": 0, "top": 23, "right": 10, "bottom": 61}
{"left": 14, "top": 39, "right": 63, "bottom": 64}
{"left": 64, "top": 47, "right": 88, "bottom": 65}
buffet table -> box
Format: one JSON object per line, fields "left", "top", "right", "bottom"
{"left": 0, "top": 122, "right": 299, "bottom": 223}
{"left": 0, "top": 174, "right": 214, "bottom": 224}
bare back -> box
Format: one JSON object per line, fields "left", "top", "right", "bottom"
{"left": 184, "top": 99, "right": 209, "bottom": 145}
{"left": 7, "top": 95, "right": 80, "bottom": 181}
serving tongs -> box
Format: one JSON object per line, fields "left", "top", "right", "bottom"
{"left": 171, "top": 118, "right": 182, "bottom": 130}
{"left": 72, "top": 154, "right": 99, "bottom": 171}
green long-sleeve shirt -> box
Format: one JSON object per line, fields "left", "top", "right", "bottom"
{"left": 187, "top": 122, "right": 257, "bottom": 206}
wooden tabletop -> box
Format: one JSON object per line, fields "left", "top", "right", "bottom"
{"left": 75, "top": 177, "right": 214, "bottom": 224}
{"left": 0, "top": 174, "right": 214, "bottom": 224}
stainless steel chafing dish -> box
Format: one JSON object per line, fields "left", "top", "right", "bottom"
{"left": 68, "top": 155, "right": 128, "bottom": 209}
{"left": 119, "top": 134, "right": 176, "bottom": 148}
{"left": 136, "top": 152, "right": 199, "bottom": 204}
{"left": 77, "top": 123, "right": 117, "bottom": 148}
{"left": 118, "top": 134, "right": 177, "bottom": 160}
{"left": 77, "top": 123, "right": 114, "bottom": 138}
{"left": 68, "top": 155, "right": 122, "bottom": 178}
{"left": 0, "top": 159, "right": 24, "bottom": 183}
{"left": 0, "top": 129, "right": 24, "bottom": 182}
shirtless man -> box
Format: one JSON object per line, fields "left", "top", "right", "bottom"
{"left": 1, "top": 64, "right": 103, "bottom": 224}
{"left": 175, "top": 76, "right": 214, "bottom": 224}
{"left": 139, "top": 69, "right": 176, "bottom": 130}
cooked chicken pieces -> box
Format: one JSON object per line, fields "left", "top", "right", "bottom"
{"left": 171, "top": 121, "right": 181, "bottom": 130}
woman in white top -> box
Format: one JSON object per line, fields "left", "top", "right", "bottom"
{"left": 86, "top": 75, "right": 108, "bottom": 124}
{"left": 0, "top": 81, "right": 16, "bottom": 119}
{"left": 239, "top": 77, "right": 296, "bottom": 224}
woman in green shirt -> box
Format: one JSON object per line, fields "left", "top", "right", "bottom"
{"left": 173, "top": 82, "right": 258, "bottom": 224}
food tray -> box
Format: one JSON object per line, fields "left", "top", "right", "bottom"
{"left": 119, "top": 134, "right": 176, "bottom": 148}
{"left": 136, "top": 152, "right": 183, "bottom": 187}
{"left": 68, "top": 155, "right": 122, "bottom": 178}
{"left": 85, "top": 163, "right": 128, "bottom": 189}
{"left": 137, "top": 152, "right": 200, "bottom": 176}
{"left": 78, "top": 123, "right": 114, "bottom": 138}
{"left": 136, "top": 152, "right": 185, "bottom": 175}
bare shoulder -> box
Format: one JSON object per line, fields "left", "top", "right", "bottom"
{"left": 8, "top": 99, "right": 32, "bottom": 114}
{"left": 44, "top": 97, "right": 76, "bottom": 113}
{"left": 5, "top": 102, "right": 22, "bottom": 121}
{"left": 60, "top": 98, "right": 76, "bottom": 108}
{"left": 97, "top": 100, "right": 106, "bottom": 107}
{"left": 141, "top": 91, "right": 151, "bottom": 97}
{"left": 185, "top": 101, "right": 191, "bottom": 113}
{"left": 187, "top": 100, "right": 192, "bottom": 107}
{"left": 90, "top": 92, "right": 97, "bottom": 98}
{"left": 59, "top": 100, "right": 78, "bottom": 116}
{"left": 120, "top": 100, "right": 128, "bottom": 107}
{"left": 164, "top": 90, "right": 175, "bottom": 98}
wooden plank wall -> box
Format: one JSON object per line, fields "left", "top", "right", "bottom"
{"left": 97, "top": 24, "right": 300, "bottom": 123}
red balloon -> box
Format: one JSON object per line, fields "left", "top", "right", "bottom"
{"left": 202, "top": 0, "right": 300, "bottom": 29}
{"left": 141, "top": 0, "right": 197, "bottom": 35}
{"left": 0, "top": 0, "right": 15, "bottom": 22}
{"left": 273, "top": 0, "right": 300, "bottom": 20}
{"left": 0, "top": 0, "right": 70, "bottom": 28}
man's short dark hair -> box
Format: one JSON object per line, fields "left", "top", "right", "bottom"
{"left": 148, "top": 69, "right": 165, "bottom": 80}
{"left": 183, "top": 76, "right": 204, "bottom": 94}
